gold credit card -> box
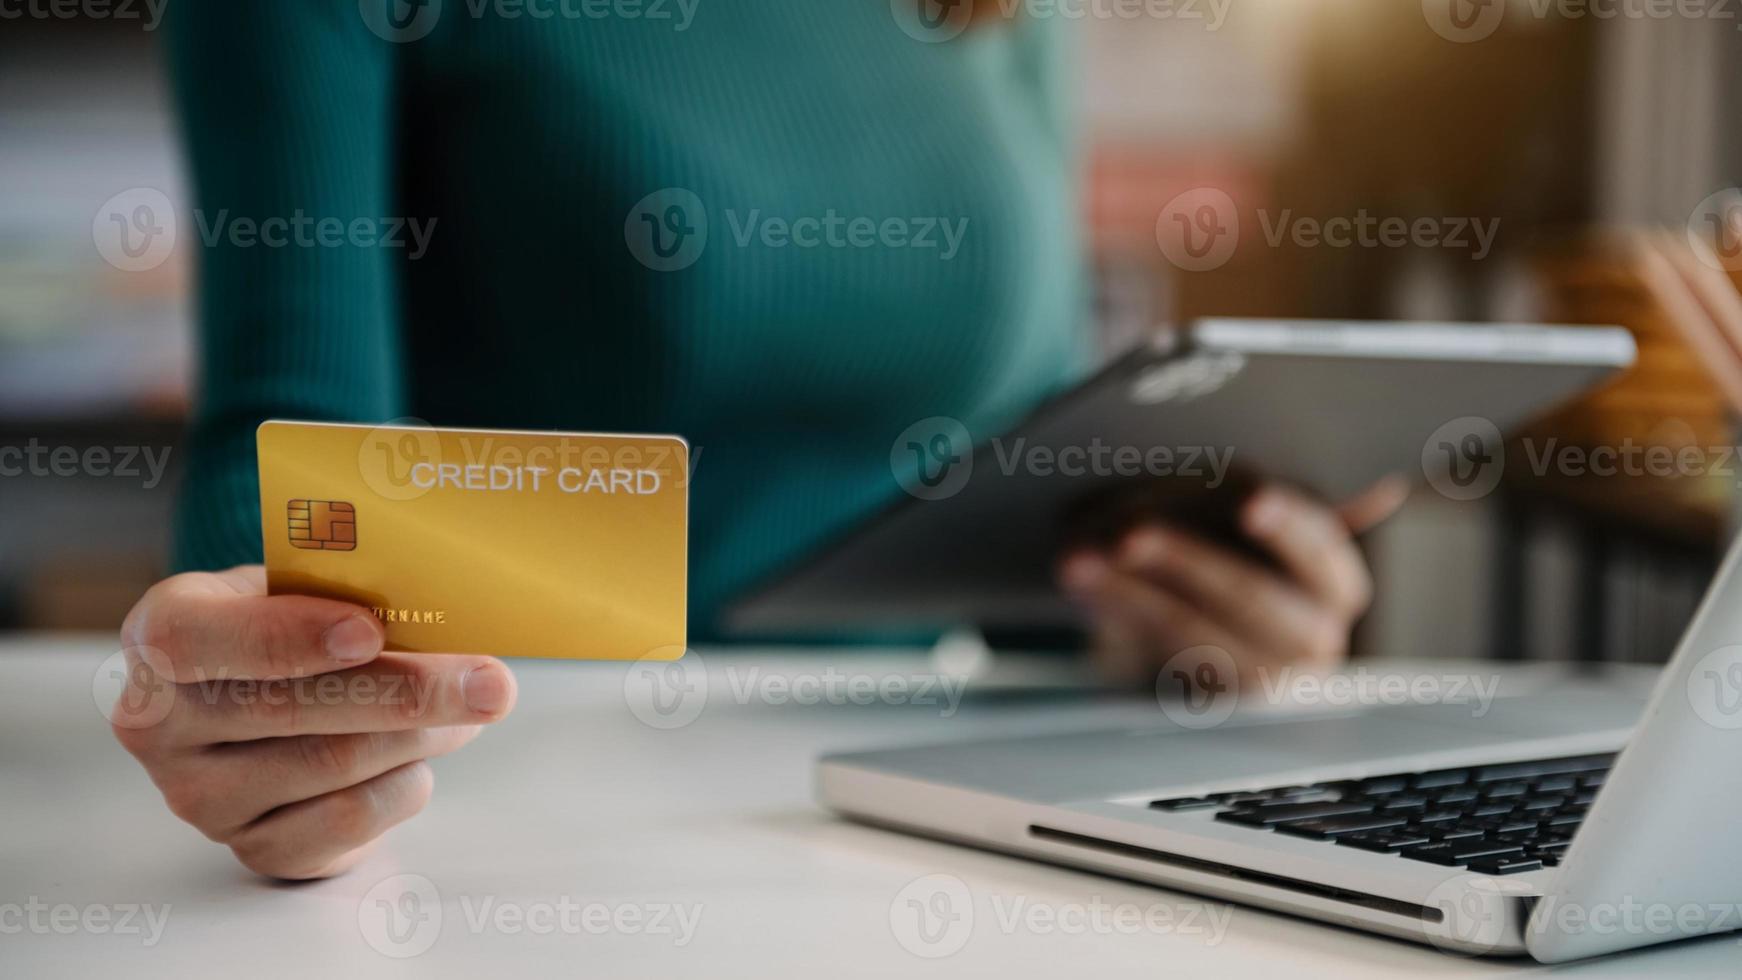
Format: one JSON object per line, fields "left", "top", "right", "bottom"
{"left": 258, "top": 420, "right": 688, "bottom": 661}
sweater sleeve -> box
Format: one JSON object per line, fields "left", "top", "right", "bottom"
{"left": 165, "top": 1, "right": 405, "bottom": 572}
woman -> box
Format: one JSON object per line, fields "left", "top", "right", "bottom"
{"left": 112, "top": 0, "right": 1400, "bottom": 879}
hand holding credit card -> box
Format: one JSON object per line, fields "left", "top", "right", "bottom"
{"left": 258, "top": 421, "right": 689, "bottom": 661}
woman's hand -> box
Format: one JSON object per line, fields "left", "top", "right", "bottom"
{"left": 109, "top": 566, "right": 517, "bottom": 880}
{"left": 1058, "top": 479, "right": 1408, "bottom": 689}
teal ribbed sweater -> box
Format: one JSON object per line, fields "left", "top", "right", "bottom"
{"left": 166, "top": 1, "right": 1088, "bottom": 637}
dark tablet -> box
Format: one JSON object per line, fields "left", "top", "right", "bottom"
{"left": 723, "top": 319, "right": 1636, "bottom": 636}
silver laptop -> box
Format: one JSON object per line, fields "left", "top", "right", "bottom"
{"left": 819, "top": 534, "right": 1742, "bottom": 962}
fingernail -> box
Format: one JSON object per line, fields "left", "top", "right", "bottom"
{"left": 1061, "top": 554, "right": 1108, "bottom": 594}
{"left": 462, "top": 665, "right": 510, "bottom": 716}
{"left": 323, "top": 614, "right": 382, "bottom": 663}
{"left": 1245, "top": 493, "right": 1285, "bottom": 534}
{"left": 1121, "top": 529, "right": 1167, "bottom": 564}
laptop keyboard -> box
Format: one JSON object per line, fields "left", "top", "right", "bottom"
{"left": 1149, "top": 753, "right": 1614, "bottom": 876}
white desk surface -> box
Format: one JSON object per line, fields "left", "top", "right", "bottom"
{"left": 3, "top": 634, "right": 1738, "bottom": 978}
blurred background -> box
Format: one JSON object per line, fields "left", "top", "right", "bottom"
{"left": 4, "top": 2, "right": 1741, "bottom": 664}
